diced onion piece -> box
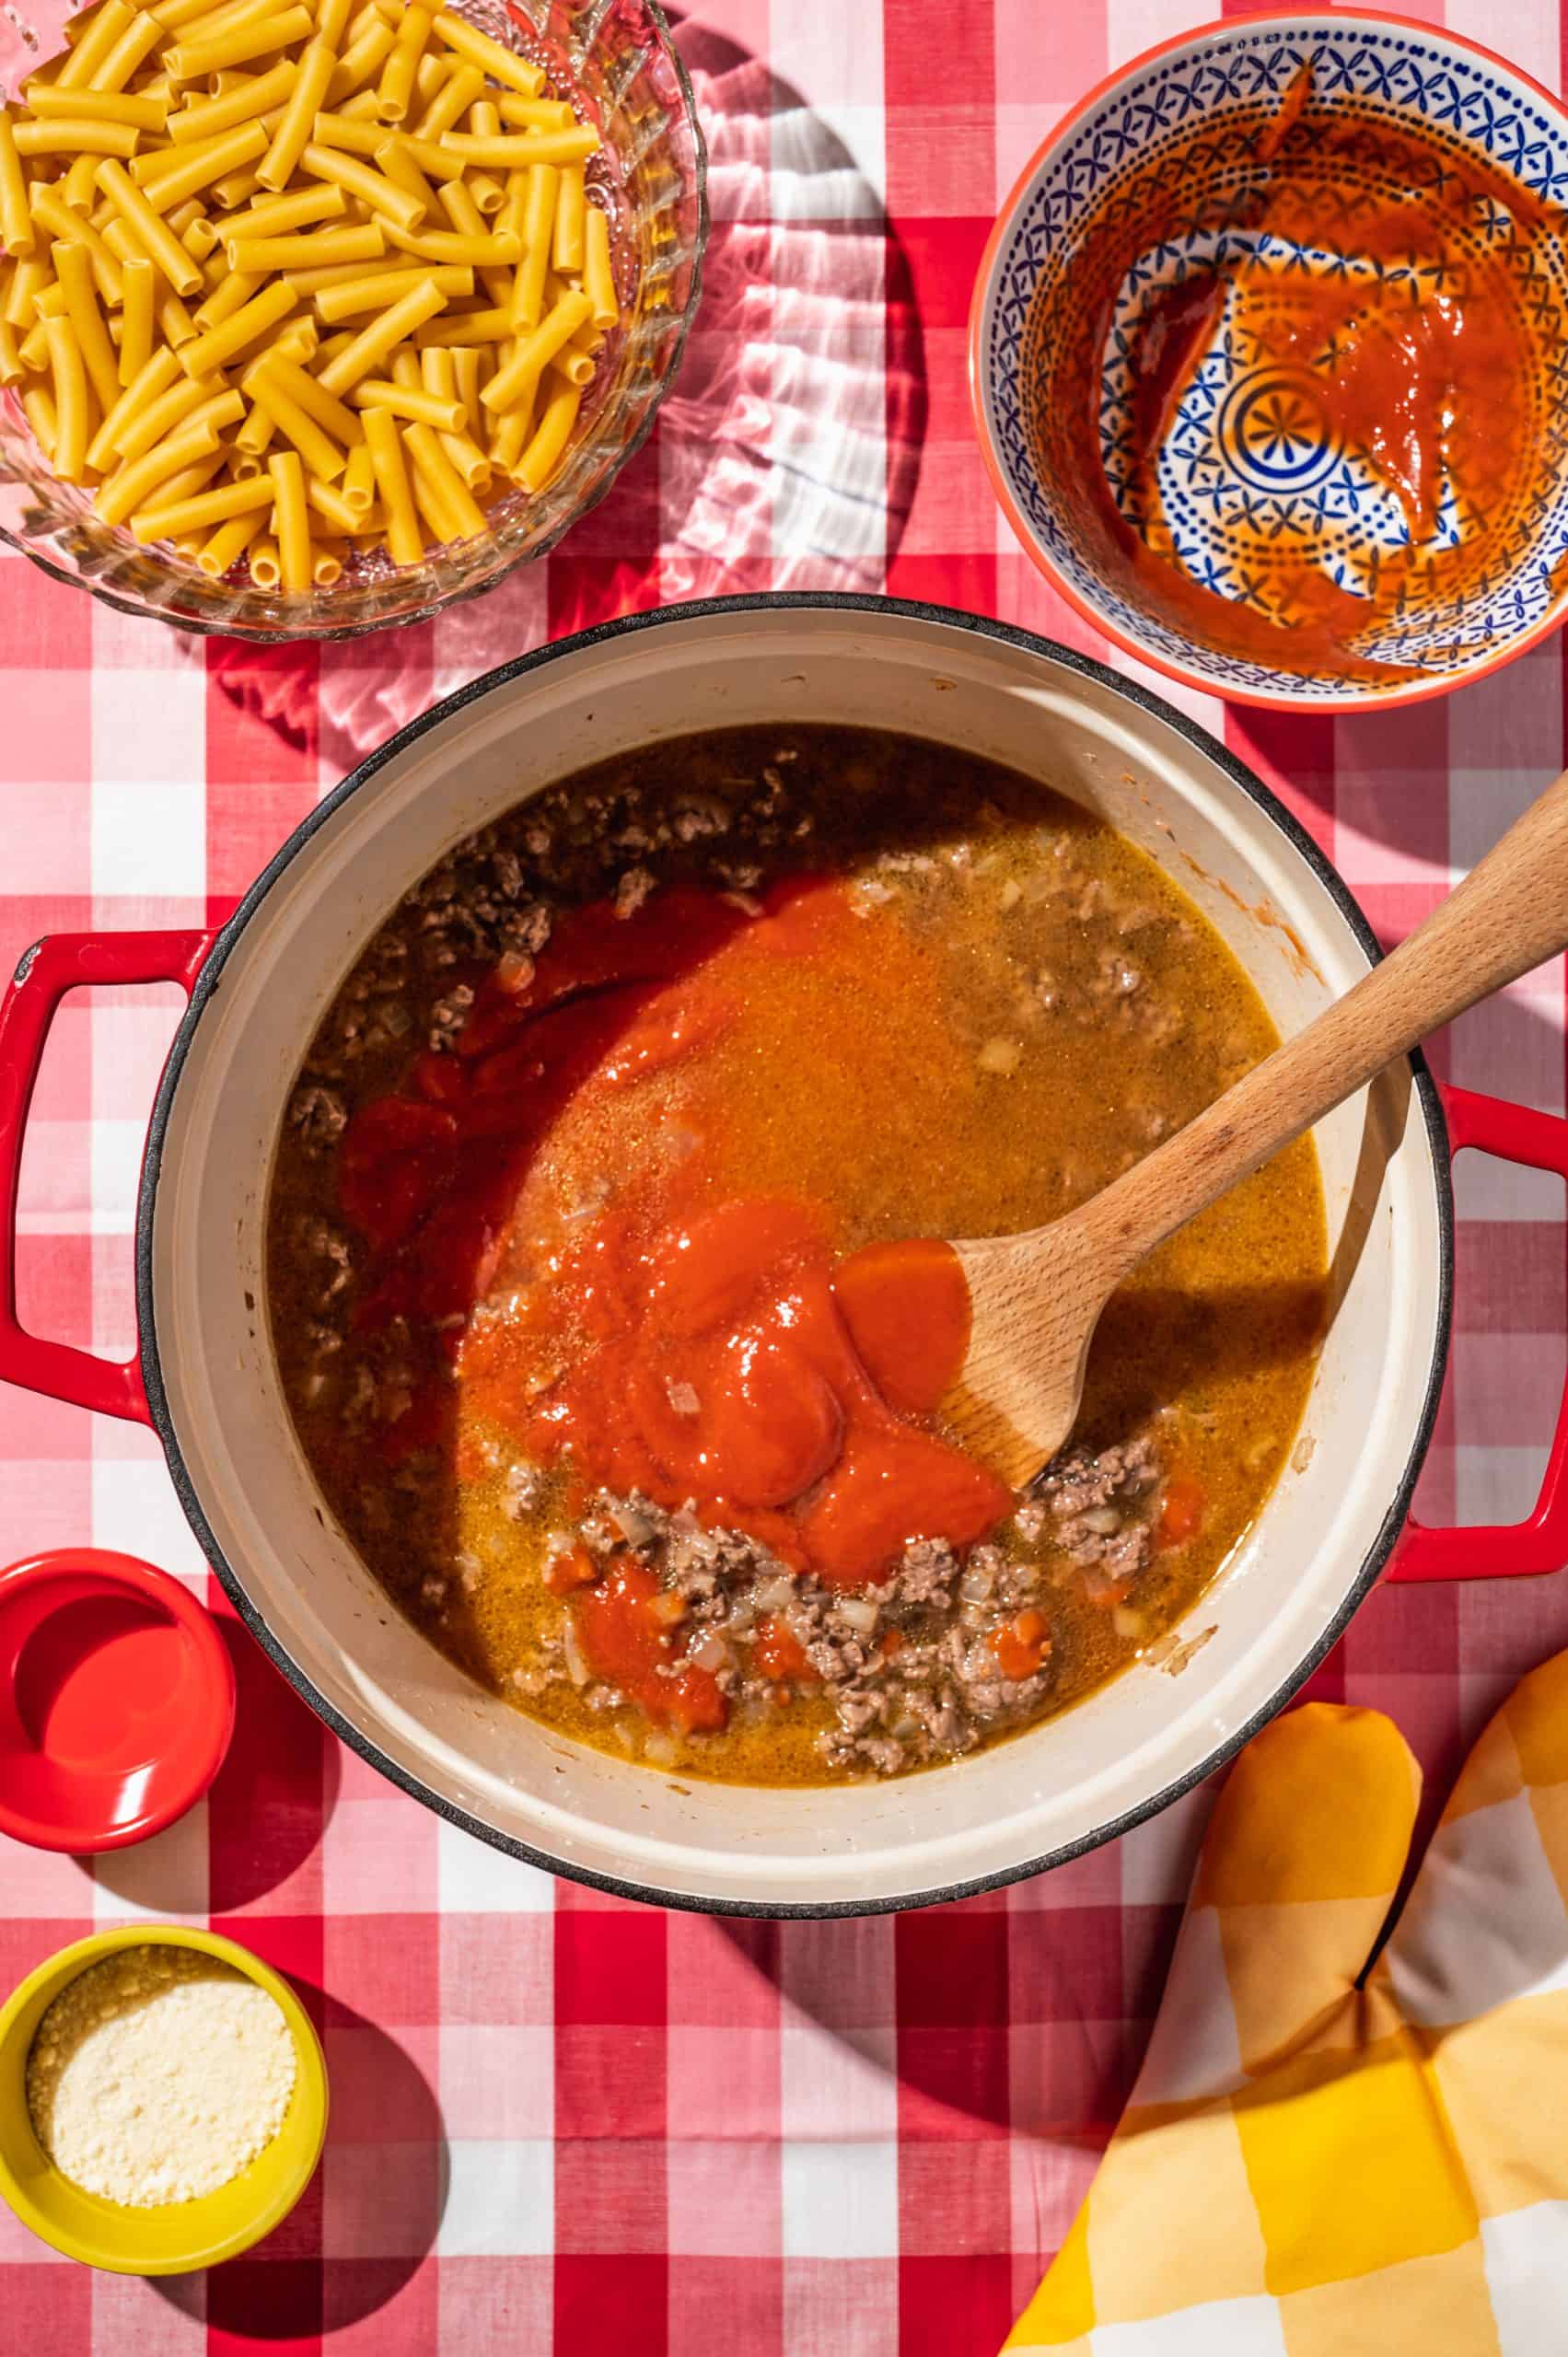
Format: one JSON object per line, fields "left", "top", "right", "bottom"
{"left": 836, "top": 1597, "right": 878, "bottom": 1635}
{"left": 562, "top": 1618, "right": 590, "bottom": 1688}
{"left": 977, "top": 1036, "right": 1022, "bottom": 1075}
{"left": 610, "top": 1499, "right": 656, "bottom": 1546}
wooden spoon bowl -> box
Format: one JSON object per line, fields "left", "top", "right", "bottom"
{"left": 936, "top": 768, "right": 1568, "bottom": 1488}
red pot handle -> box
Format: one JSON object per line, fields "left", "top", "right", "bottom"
{"left": 1390, "top": 1083, "right": 1568, "bottom": 1582}
{"left": 0, "top": 930, "right": 215, "bottom": 1426}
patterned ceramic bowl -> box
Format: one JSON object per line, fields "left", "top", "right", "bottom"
{"left": 0, "top": 0, "right": 705, "bottom": 641}
{"left": 970, "top": 9, "right": 1568, "bottom": 710}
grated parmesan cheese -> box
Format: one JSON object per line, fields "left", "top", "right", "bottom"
{"left": 27, "top": 1945, "right": 296, "bottom": 2208}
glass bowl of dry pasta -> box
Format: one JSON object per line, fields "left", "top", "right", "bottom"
{"left": 0, "top": 0, "right": 705, "bottom": 637}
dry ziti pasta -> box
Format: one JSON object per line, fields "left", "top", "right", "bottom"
{"left": 0, "top": 0, "right": 625, "bottom": 586}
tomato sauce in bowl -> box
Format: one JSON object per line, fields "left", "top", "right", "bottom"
{"left": 268, "top": 728, "right": 1326, "bottom": 1783}
{"left": 1014, "top": 56, "right": 1568, "bottom": 692}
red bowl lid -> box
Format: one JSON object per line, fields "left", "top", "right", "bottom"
{"left": 0, "top": 1550, "right": 236, "bottom": 1853}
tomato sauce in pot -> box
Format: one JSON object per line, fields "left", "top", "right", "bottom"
{"left": 267, "top": 728, "right": 1327, "bottom": 1783}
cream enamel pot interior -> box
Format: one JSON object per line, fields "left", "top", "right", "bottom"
{"left": 6, "top": 597, "right": 1568, "bottom": 1916}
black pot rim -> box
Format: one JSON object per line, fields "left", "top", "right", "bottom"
{"left": 134, "top": 591, "right": 1454, "bottom": 1919}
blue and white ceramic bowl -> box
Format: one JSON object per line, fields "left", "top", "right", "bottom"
{"left": 970, "top": 8, "right": 1568, "bottom": 710}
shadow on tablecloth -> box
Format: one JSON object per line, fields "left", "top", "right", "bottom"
{"left": 89, "top": 1618, "right": 342, "bottom": 1918}
{"left": 150, "top": 1985, "right": 447, "bottom": 2337}
{"left": 711, "top": 1901, "right": 1157, "bottom": 2148}
{"left": 199, "top": 8, "right": 929, "bottom": 776}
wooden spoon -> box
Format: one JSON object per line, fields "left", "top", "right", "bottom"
{"left": 939, "top": 768, "right": 1568, "bottom": 1488}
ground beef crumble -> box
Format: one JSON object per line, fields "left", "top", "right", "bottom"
{"left": 287, "top": 1084, "right": 347, "bottom": 1151}
{"left": 291, "top": 749, "right": 818, "bottom": 1110}
{"left": 508, "top": 1471, "right": 1156, "bottom": 1777}
{"left": 1016, "top": 1438, "right": 1161, "bottom": 1597}
{"left": 613, "top": 865, "right": 656, "bottom": 919}
{"left": 427, "top": 982, "right": 474, "bottom": 1051}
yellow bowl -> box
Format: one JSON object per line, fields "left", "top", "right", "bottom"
{"left": 0, "top": 1924, "right": 328, "bottom": 2273}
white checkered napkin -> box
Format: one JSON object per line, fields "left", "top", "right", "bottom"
{"left": 1005, "top": 1653, "right": 1568, "bottom": 2355}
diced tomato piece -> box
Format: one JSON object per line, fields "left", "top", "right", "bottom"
{"left": 879, "top": 1625, "right": 904, "bottom": 1660}
{"left": 572, "top": 1556, "right": 729, "bottom": 1734}
{"left": 752, "top": 1616, "right": 814, "bottom": 1683}
{"left": 666, "top": 1666, "right": 727, "bottom": 1734}
{"left": 544, "top": 1544, "right": 599, "bottom": 1595}
{"left": 1156, "top": 1476, "right": 1205, "bottom": 1549}
{"left": 574, "top": 1557, "right": 663, "bottom": 1680}
{"left": 993, "top": 1608, "right": 1050, "bottom": 1681}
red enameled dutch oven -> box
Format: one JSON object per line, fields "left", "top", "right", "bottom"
{"left": 2, "top": 598, "right": 1566, "bottom": 1914}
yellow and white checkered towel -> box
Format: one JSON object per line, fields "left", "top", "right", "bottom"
{"left": 1006, "top": 1651, "right": 1568, "bottom": 2355}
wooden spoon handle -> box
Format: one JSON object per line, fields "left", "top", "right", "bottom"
{"left": 1072, "top": 765, "right": 1568, "bottom": 1282}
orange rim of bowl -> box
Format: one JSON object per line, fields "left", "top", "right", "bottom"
{"left": 0, "top": 1925, "right": 328, "bottom": 2273}
{"left": 967, "top": 5, "right": 1568, "bottom": 714}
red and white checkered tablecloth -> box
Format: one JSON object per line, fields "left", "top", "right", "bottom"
{"left": 5, "top": 2, "right": 1568, "bottom": 2350}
